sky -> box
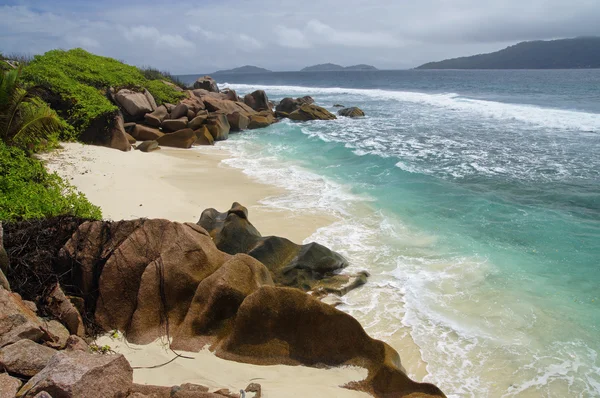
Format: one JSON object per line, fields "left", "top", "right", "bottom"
{"left": 1, "top": 0, "right": 599, "bottom": 73}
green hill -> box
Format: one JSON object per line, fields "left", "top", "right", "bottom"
{"left": 416, "top": 37, "right": 600, "bottom": 69}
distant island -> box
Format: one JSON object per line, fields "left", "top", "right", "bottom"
{"left": 212, "top": 65, "right": 272, "bottom": 74}
{"left": 416, "top": 37, "right": 600, "bottom": 69}
{"left": 301, "top": 63, "right": 378, "bottom": 72}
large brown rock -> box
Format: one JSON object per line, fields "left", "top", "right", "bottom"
{"left": 59, "top": 220, "right": 229, "bottom": 344}
{"left": 132, "top": 125, "right": 164, "bottom": 141}
{"left": 156, "top": 129, "right": 197, "bottom": 149}
{"left": 217, "top": 287, "right": 445, "bottom": 398}
{"left": 338, "top": 107, "right": 365, "bottom": 117}
{"left": 188, "top": 111, "right": 209, "bottom": 130}
{"left": 45, "top": 283, "right": 85, "bottom": 337}
{"left": 201, "top": 97, "right": 255, "bottom": 118}
{"left": 109, "top": 114, "right": 132, "bottom": 152}
{"left": 114, "top": 89, "right": 154, "bottom": 118}
{"left": 221, "top": 88, "right": 239, "bottom": 102}
{"left": 243, "top": 90, "right": 270, "bottom": 112}
{"left": 193, "top": 76, "right": 219, "bottom": 93}
{"left": 135, "top": 140, "right": 160, "bottom": 153}
{"left": 144, "top": 105, "right": 168, "bottom": 127}
{"left": 275, "top": 96, "right": 314, "bottom": 114}
{"left": 17, "top": 351, "right": 133, "bottom": 398}
{"left": 180, "top": 96, "right": 206, "bottom": 114}
{"left": 226, "top": 112, "right": 249, "bottom": 131}
{"left": 161, "top": 117, "right": 189, "bottom": 133}
{"left": 0, "top": 339, "right": 57, "bottom": 377}
{"left": 170, "top": 103, "right": 189, "bottom": 120}
{"left": 172, "top": 254, "right": 274, "bottom": 351}
{"left": 193, "top": 126, "right": 214, "bottom": 146}
{"left": 198, "top": 203, "right": 351, "bottom": 291}
{"left": 0, "top": 287, "right": 48, "bottom": 348}
{"left": 288, "top": 104, "right": 337, "bottom": 121}
{"left": 247, "top": 115, "right": 271, "bottom": 130}
{"left": 205, "top": 114, "right": 230, "bottom": 141}
{"left": 0, "top": 373, "right": 22, "bottom": 398}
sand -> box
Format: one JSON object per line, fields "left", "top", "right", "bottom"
{"left": 95, "top": 335, "right": 368, "bottom": 398}
{"left": 41, "top": 143, "right": 336, "bottom": 243}
{"left": 41, "top": 143, "right": 366, "bottom": 398}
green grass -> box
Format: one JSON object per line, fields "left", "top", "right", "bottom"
{"left": 0, "top": 141, "right": 101, "bottom": 221}
{"left": 22, "top": 48, "right": 185, "bottom": 137}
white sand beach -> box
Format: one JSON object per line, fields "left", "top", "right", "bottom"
{"left": 41, "top": 142, "right": 367, "bottom": 398}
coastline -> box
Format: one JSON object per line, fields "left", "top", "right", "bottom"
{"left": 41, "top": 143, "right": 337, "bottom": 244}
{"left": 41, "top": 142, "right": 375, "bottom": 397}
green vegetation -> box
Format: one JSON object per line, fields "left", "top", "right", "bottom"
{"left": 22, "top": 48, "right": 185, "bottom": 135}
{"left": 1, "top": 66, "right": 62, "bottom": 149}
{"left": 0, "top": 141, "right": 101, "bottom": 221}
{"left": 0, "top": 64, "right": 101, "bottom": 222}
{"left": 416, "top": 37, "right": 600, "bottom": 69}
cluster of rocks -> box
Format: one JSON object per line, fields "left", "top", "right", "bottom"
{"left": 1, "top": 207, "right": 446, "bottom": 397}
{"left": 0, "top": 221, "right": 259, "bottom": 398}
{"left": 85, "top": 76, "right": 365, "bottom": 152}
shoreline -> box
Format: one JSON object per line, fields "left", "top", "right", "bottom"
{"left": 41, "top": 142, "right": 376, "bottom": 397}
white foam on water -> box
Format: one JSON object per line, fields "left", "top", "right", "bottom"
{"left": 221, "top": 83, "right": 600, "bottom": 132}
{"left": 211, "top": 95, "right": 600, "bottom": 397}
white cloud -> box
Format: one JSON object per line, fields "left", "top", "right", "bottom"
{"left": 124, "top": 25, "right": 195, "bottom": 50}
{"left": 239, "top": 34, "right": 263, "bottom": 50}
{"left": 275, "top": 25, "right": 311, "bottom": 48}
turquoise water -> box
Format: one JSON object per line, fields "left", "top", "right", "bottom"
{"left": 187, "top": 70, "right": 600, "bottom": 396}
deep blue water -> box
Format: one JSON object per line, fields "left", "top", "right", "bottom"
{"left": 184, "top": 70, "right": 600, "bottom": 396}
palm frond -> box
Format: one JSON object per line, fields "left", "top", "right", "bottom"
{"left": 10, "top": 97, "right": 61, "bottom": 147}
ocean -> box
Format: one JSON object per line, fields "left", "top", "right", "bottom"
{"left": 182, "top": 70, "right": 600, "bottom": 397}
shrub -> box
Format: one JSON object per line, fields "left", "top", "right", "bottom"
{"left": 22, "top": 48, "right": 184, "bottom": 136}
{"left": 0, "top": 141, "right": 102, "bottom": 221}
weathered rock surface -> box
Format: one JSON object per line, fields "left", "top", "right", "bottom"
{"left": 221, "top": 88, "right": 239, "bottom": 102}
{"left": 198, "top": 203, "right": 353, "bottom": 292}
{"left": 64, "top": 335, "right": 89, "bottom": 352}
{"left": 44, "top": 319, "right": 70, "bottom": 349}
{"left": 17, "top": 351, "right": 133, "bottom": 398}
{"left": 80, "top": 113, "right": 131, "bottom": 152}
{"left": 144, "top": 105, "right": 168, "bottom": 128}
{"left": 243, "top": 90, "right": 270, "bottom": 112}
{"left": 0, "top": 339, "right": 57, "bottom": 377}
{"left": 172, "top": 254, "right": 273, "bottom": 351}
{"left": 206, "top": 114, "right": 230, "bottom": 141}
{"left": 193, "top": 76, "right": 219, "bottom": 93}
{"left": 288, "top": 104, "right": 337, "bottom": 121}
{"left": 170, "top": 103, "right": 189, "bottom": 120}
{"left": 217, "top": 286, "right": 445, "bottom": 398}
{"left": 132, "top": 125, "right": 164, "bottom": 141}
{"left": 0, "top": 373, "right": 22, "bottom": 398}
{"left": 125, "top": 133, "right": 137, "bottom": 144}
{"left": 338, "top": 107, "right": 365, "bottom": 117}
{"left": 226, "top": 112, "right": 249, "bottom": 131}
{"left": 275, "top": 96, "right": 315, "bottom": 114}
{"left": 135, "top": 140, "right": 160, "bottom": 152}
{"left": 156, "top": 129, "right": 197, "bottom": 149}
{"left": 45, "top": 283, "right": 85, "bottom": 337}
{"left": 58, "top": 220, "right": 229, "bottom": 344}
{"left": 109, "top": 114, "right": 132, "bottom": 152}
{"left": 247, "top": 113, "right": 274, "bottom": 129}
{"left": 114, "top": 89, "right": 154, "bottom": 118}
{"left": 201, "top": 97, "right": 255, "bottom": 118}
{"left": 161, "top": 117, "right": 188, "bottom": 133}
{"left": 193, "top": 126, "right": 214, "bottom": 146}
{"left": 0, "top": 287, "right": 48, "bottom": 347}
{"left": 188, "top": 112, "right": 208, "bottom": 130}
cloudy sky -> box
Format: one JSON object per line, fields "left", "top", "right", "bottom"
{"left": 1, "top": 0, "right": 599, "bottom": 73}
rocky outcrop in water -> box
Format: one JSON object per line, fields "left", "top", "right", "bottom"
{"left": 339, "top": 107, "right": 366, "bottom": 117}
{"left": 288, "top": 103, "right": 337, "bottom": 121}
